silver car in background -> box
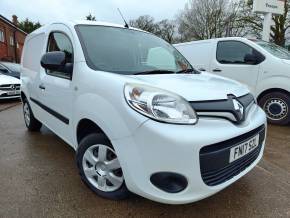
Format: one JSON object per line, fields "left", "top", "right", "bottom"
{"left": 0, "top": 72, "right": 21, "bottom": 100}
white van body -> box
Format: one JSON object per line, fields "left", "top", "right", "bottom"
{"left": 175, "top": 37, "right": 290, "bottom": 125}
{"left": 21, "top": 22, "right": 267, "bottom": 204}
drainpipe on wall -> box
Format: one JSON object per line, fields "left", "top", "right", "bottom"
{"left": 13, "top": 30, "right": 17, "bottom": 63}
{"left": 12, "top": 15, "right": 18, "bottom": 63}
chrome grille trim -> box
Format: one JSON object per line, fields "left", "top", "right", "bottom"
{"left": 0, "top": 84, "right": 20, "bottom": 91}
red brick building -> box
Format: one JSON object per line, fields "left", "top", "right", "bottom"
{"left": 0, "top": 15, "right": 27, "bottom": 63}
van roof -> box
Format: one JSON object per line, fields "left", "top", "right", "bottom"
{"left": 174, "top": 37, "right": 250, "bottom": 47}
{"left": 28, "top": 20, "right": 145, "bottom": 36}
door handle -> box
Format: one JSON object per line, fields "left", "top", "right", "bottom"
{"left": 198, "top": 68, "right": 206, "bottom": 71}
{"left": 212, "top": 68, "right": 222, "bottom": 72}
{"left": 39, "top": 84, "right": 46, "bottom": 90}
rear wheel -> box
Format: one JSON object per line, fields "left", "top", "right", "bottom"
{"left": 22, "top": 99, "right": 42, "bottom": 131}
{"left": 76, "top": 133, "right": 130, "bottom": 200}
{"left": 259, "top": 91, "right": 290, "bottom": 125}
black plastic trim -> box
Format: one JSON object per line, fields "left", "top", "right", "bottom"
{"left": 190, "top": 93, "right": 255, "bottom": 123}
{"left": 200, "top": 125, "right": 265, "bottom": 186}
{"left": 30, "top": 98, "right": 69, "bottom": 125}
{"left": 150, "top": 172, "right": 188, "bottom": 193}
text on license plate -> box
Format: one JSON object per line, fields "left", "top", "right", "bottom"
{"left": 229, "top": 134, "right": 260, "bottom": 163}
{"left": 7, "top": 90, "right": 20, "bottom": 96}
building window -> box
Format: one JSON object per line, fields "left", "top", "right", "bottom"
{"left": 16, "top": 42, "right": 19, "bottom": 48}
{"left": 10, "top": 36, "right": 14, "bottom": 46}
{"left": 0, "top": 30, "right": 4, "bottom": 42}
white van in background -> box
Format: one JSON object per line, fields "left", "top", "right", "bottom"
{"left": 175, "top": 37, "right": 290, "bottom": 125}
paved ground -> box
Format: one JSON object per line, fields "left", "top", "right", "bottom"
{"left": 0, "top": 103, "right": 289, "bottom": 218}
{"left": 0, "top": 99, "right": 20, "bottom": 112}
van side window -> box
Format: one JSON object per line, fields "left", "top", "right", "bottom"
{"left": 47, "top": 32, "right": 73, "bottom": 79}
{"left": 217, "top": 41, "right": 255, "bottom": 65}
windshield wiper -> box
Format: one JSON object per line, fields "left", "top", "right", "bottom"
{"left": 176, "top": 68, "right": 200, "bottom": 74}
{"left": 134, "top": 70, "right": 175, "bottom": 75}
{"left": 134, "top": 68, "right": 200, "bottom": 75}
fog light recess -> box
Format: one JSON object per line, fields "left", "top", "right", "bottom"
{"left": 150, "top": 172, "right": 188, "bottom": 193}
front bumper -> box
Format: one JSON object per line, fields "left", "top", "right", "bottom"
{"left": 0, "top": 95, "right": 21, "bottom": 100}
{"left": 112, "top": 104, "right": 267, "bottom": 204}
{"left": 0, "top": 91, "right": 21, "bottom": 100}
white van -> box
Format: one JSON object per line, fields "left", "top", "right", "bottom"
{"left": 175, "top": 37, "right": 290, "bottom": 125}
{"left": 21, "top": 22, "right": 266, "bottom": 204}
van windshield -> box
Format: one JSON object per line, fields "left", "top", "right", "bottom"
{"left": 255, "top": 40, "right": 290, "bottom": 60}
{"left": 75, "top": 25, "right": 192, "bottom": 75}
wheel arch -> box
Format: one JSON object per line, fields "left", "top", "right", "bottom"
{"left": 257, "top": 88, "right": 290, "bottom": 103}
{"left": 20, "top": 91, "right": 27, "bottom": 101}
{"left": 76, "top": 118, "right": 109, "bottom": 146}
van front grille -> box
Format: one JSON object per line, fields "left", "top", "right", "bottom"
{"left": 200, "top": 125, "right": 265, "bottom": 186}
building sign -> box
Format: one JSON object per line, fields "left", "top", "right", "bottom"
{"left": 253, "top": 0, "right": 284, "bottom": 15}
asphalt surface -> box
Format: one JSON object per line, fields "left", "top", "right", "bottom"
{"left": 0, "top": 102, "right": 289, "bottom": 218}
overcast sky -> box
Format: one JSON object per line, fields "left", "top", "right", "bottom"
{"left": 2, "top": 0, "right": 189, "bottom": 25}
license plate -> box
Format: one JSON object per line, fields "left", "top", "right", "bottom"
{"left": 7, "top": 90, "right": 19, "bottom": 96}
{"left": 229, "top": 135, "right": 260, "bottom": 163}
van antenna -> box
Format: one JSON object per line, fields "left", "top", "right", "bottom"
{"left": 117, "top": 8, "right": 129, "bottom": 28}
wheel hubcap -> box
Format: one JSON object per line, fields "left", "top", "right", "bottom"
{"left": 82, "top": 144, "right": 123, "bottom": 192}
{"left": 264, "top": 98, "right": 288, "bottom": 121}
{"left": 23, "top": 103, "right": 30, "bottom": 126}
{"left": 95, "top": 162, "right": 107, "bottom": 176}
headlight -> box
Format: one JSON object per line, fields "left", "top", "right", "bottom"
{"left": 124, "top": 83, "right": 198, "bottom": 125}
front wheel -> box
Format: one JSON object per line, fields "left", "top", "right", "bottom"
{"left": 259, "top": 91, "right": 290, "bottom": 125}
{"left": 23, "top": 99, "right": 42, "bottom": 131}
{"left": 76, "top": 133, "right": 130, "bottom": 200}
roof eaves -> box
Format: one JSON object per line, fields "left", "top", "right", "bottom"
{"left": 0, "top": 15, "right": 28, "bottom": 35}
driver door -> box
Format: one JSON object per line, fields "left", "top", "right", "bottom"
{"left": 37, "top": 24, "right": 75, "bottom": 144}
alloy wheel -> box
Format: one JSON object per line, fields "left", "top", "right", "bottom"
{"left": 82, "top": 144, "right": 124, "bottom": 192}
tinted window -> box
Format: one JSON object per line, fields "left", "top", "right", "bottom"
{"left": 0, "top": 64, "right": 8, "bottom": 73}
{"left": 217, "top": 41, "right": 254, "bottom": 64}
{"left": 255, "top": 40, "right": 290, "bottom": 60}
{"left": 47, "top": 32, "right": 73, "bottom": 79}
{"left": 1, "top": 62, "right": 20, "bottom": 72}
{"left": 76, "top": 25, "right": 192, "bottom": 75}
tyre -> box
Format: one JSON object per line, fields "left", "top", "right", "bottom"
{"left": 76, "top": 133, "right": 130, "bottom": 200}
{"left": 22, "top": 99, "right": 42, "bottom": 131}
{"left": 258, "top": 91, "right": 290, "bottom": 125}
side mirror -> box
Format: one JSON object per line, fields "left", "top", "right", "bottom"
{"left": 40, "top": 51, "right": 73, "bottom": 75}
{"left": 244, "top": 54, "right": 258, "bottom": 65}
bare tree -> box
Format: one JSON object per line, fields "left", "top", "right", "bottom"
{"left": 130, "top": 16, "right": 177, "bottom": 43}
{"left": 177, "top": 0, "right": 240, "bottom": 41}
{"left": 237, "top": 0, "right": 290, "bottom": 46}
{"left": 235, "top": 0, "right": 263, "bottom": 38}
{"left": 130, "top": 0, "right": 290, "bottom": 46}
{"left": 129, "top": 15, "right": 158, "bottom": 34}
{"left": 156, "top": 19, "right": 176, "bottom": 43}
